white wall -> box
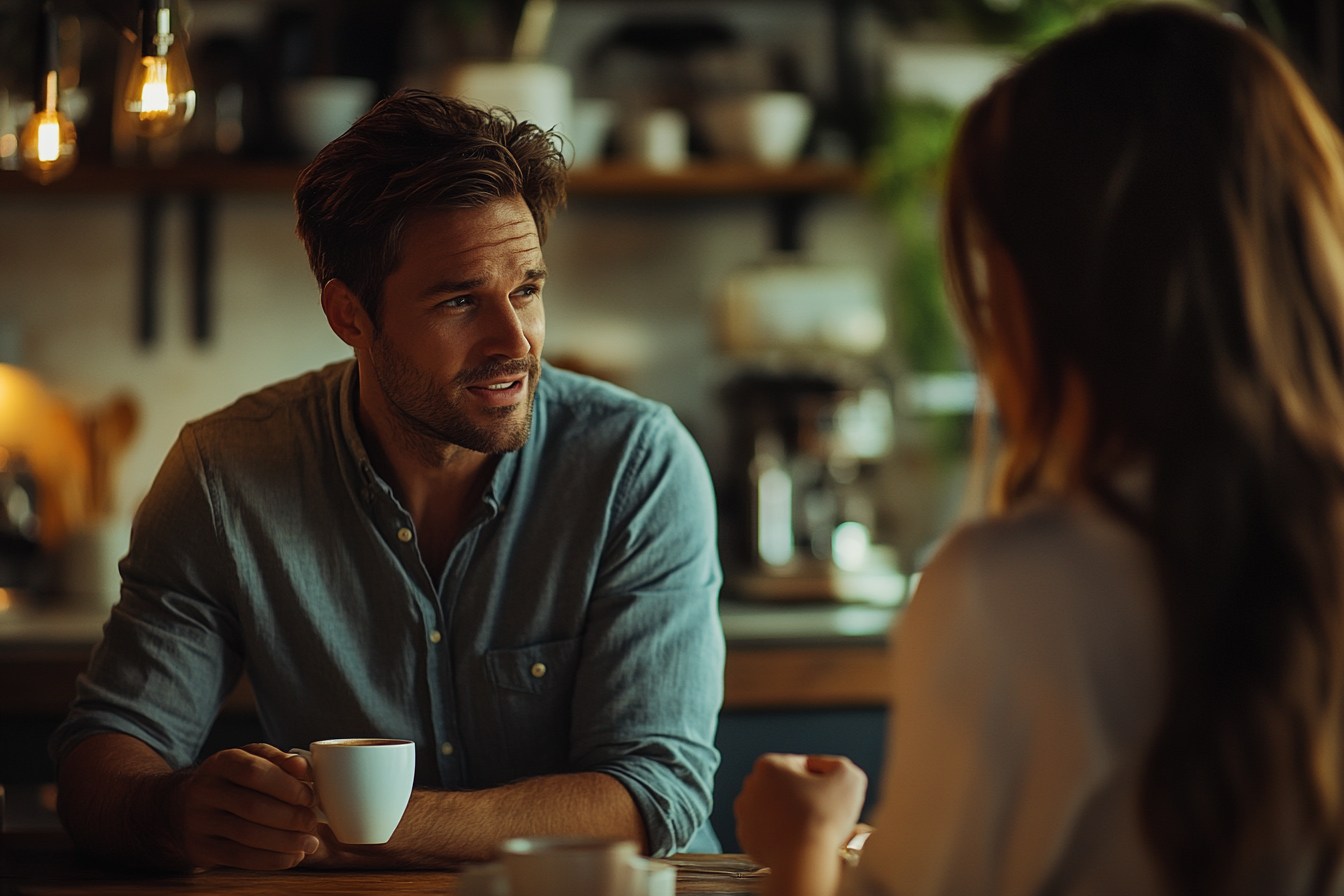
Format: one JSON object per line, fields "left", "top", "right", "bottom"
{"left": 0, "top": 188, "right": 895, "bottom": 520}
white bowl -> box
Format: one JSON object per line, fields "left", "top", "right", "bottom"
{"left": 282, "top": 77, "right": 378, "bottom": 157}
{"left": 699, "top": 91, "right": 814, "bottom": 167}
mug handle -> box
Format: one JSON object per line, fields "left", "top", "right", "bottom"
{"left": 286, "top": 748, "right": 329, "bottom": 824}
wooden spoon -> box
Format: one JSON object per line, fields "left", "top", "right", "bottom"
{"left": 89, "top": 394, "right": 139, "bottom": 519}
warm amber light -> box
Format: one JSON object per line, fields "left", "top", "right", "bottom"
{"left": 36, "top": 117, "right": 60, "bottom": 161}
{"left": 120, "top": 7, "right": 194, "bottom": 139}
{"left": 137, "top": 56, "right": 170, "bottom": 115}
{"left": 19, "top": 71, "right": 77, "bottom": 184}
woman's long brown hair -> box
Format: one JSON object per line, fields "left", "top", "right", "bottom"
{"left": 943, "top": 6, "right": 1344, "bottom": 894}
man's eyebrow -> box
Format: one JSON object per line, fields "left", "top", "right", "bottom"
{"left": 421, "top": 267, "right": 547, "bottom": 298}
{"left": 427, "top": 276, "right": 487, "bottom": 294}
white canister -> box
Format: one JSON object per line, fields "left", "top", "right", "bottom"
{"left": 443, "top": 62, "right": 572, "bottom": 137}
{"left": 620, "top": 108, "right": 688, "bottom": 172}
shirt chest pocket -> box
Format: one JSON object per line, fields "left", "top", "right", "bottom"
{"left": 485, "top": 638, "right": 581, "bottom": 694}
{"left": 483, "top": 638, "right": 581, "bottom": 776}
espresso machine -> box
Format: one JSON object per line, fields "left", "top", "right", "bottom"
{"left": 712, "top": 258, "right": 906, "bottom": 603}
{"left": 719, "top": 369, "right": 904, "bottom": 604}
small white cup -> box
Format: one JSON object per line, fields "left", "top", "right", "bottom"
{"left": 620, "top": 108, "right": 688, "bottom": 172}
{"left": 288, "top": 738, "right": 415, "bottom": 844}
{"left": 699, "top": 92, "right": 814, "bottom": 167}
{"left": 464, "top": 849, "right": 675, "bottom": 895}
{"left": 501, "top": 837, "right": 639, "bottom": 896}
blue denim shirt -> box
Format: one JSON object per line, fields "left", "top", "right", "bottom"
{"left": 51, "top": 360, "right": 725, "bottom": 855}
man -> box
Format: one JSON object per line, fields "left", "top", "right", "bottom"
{"left": 50, "top": 90, "right": 725, "bottom": 871}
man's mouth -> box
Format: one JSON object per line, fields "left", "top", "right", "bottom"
{"left": 466, "top": 376, "right": 526, "bottom": 404}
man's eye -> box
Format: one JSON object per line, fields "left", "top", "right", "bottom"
{"left": 440, "top": 296, "right": 471, "bottom": 309}
{"left": 515, "top": 286, "right": 541, "bottom": 299}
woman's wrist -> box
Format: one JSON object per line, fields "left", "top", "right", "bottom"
{"left": 763, "top": 843, "right": 845, "bottom": 896}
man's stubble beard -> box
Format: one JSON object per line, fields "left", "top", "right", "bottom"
{"left": 369, "top": 334, "right": 540, "bottom": 459}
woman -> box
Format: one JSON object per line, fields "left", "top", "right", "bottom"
{"left": 735, "top": 5, "right": 1344, "bottom": 895}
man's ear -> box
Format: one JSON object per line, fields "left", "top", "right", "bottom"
{"left": 321, "top": 279, "right": 374, "bottom": 349}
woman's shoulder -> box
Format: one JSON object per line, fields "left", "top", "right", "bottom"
{"left": 933, "top": 492, "right": 1154, "bottom": 600}
{"left": 907, "top": 492, "right": 1163, "bottom": 676}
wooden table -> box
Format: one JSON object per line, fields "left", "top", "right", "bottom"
{"left": 0, "top": 832, "right": 764, "bottom": 895}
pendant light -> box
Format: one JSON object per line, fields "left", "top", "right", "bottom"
{"left": 121, "top": 0, "right": 195, "bottom": 139}
{"left": 18, "top": 2, "right": 77, "bottom": 185}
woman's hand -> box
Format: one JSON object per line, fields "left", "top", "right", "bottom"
{"left": 734, "top": 753, "right": 868, "bottom": 896}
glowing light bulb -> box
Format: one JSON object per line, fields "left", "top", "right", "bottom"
{"left": 138, "top": 56, "right": 170, "bottom": 115}
{"left": 121, "top": 3, "right": 195, "bottom": 139}
{"left": 37, "top": 116, "right": 60, "bottom": 160}
{"left": 19, "top": 70, "right": 76, "bottom": 184}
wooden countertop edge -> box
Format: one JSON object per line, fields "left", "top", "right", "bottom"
{"left": 1, "top": 643, "right": 892, "bottom": 715}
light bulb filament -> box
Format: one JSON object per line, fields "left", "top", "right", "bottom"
{"left": 136, "top": 56, "right": 171, "bottom": 117}
{"left": 37, "top": 71, "right": 61, "bottom": 162}
{"left": 36, "top": 116, "right": 60, "bottom": 162}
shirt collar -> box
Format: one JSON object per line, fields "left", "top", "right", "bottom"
{"left": 337, "top": 359, "right": 380, "bottom": 488}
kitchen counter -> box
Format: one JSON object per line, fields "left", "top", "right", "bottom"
{"left": 0, "top": 592, "right": 899, "bottom": 713}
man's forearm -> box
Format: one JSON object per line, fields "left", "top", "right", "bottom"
{"left": 57, "top": 733, "right": 192, "bottom": 871}
{"left": 320, "top": 771, "right": 648, "bottom": 868}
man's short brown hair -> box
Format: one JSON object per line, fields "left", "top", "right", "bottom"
{"left": 294, "top": 88, "right": 567, "bottom": 325}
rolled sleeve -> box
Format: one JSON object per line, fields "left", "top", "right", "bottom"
{"left": 49, "top": 427, "right": 243, "bottom": 771}
{"left": 568, "top": 407, "right": 725, "bottom": 855}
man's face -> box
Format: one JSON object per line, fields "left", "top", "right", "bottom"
{"left": 368, "top": 196, "right": 546, "bottom": 455}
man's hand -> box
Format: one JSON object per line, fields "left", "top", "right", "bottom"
{"left": 170, "top": 743, "right": 321, "bottom": 871}
{"left": 59, "top": 734, "right": 647, "bottom": 871}
{"left": 734, "top": 753, "right": 868, "bottom": 896}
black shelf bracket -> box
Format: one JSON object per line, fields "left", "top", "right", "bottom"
{"left": 137, "top": 193, "right": 163, "bottom": 347}
{"left": 191, "top": 193, "right": 216, "bottom": 345}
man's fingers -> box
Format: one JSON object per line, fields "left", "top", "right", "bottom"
{"left": 175, "top": 745, "right": 329, "bottom": 871}
{"left": 185, "top": 832, "right": 311, "bottom": 872}
{"left": 195, "top": 806, "right": 320, "bottom": 855}
{"left": 240, "top": 743, "right": 293, "bottom": 762}
{"left": 241, "top": 742, "right": 315, "bottom": 784}
{"left": 205, "top": 779, "right": 319, "bottom": 833}
{"left": 204, "top": 748, "right": 315, "bottom": 807}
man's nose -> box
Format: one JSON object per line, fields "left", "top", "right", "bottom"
{"left": 479, "top": 296, "right": 533, "bottom": 359}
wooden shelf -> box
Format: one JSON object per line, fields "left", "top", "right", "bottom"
{"left": 0, "top": 160, "right": 303, "bottom": 195}
{"left": 567, "top": 161, "right": 865, "bottom": 196}
{"left": 0, "top": 159, "right": 865, "bottom": 198}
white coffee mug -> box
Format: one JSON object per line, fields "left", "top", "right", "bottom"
{"left": 501, "top": 836, "right": 639, "bottom": 896}
{"left": 287, "top": 738, "right": 415, "bottom": 844}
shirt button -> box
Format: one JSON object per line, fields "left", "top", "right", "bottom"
{"left": 530, "top": 663, "right": 547, "bottom": 678}
{"left": 397, "top": 527, "right": 413, "bottom": 542}
{"left": 429, "top": 630, "right": 442, "bottom": 644}
{"left": 441, "top": 742, "right": 454, "bottom": 756}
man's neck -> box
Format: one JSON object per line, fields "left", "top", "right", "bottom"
{"left": 356, "top": 373, "right": 497, "bottom": 579}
